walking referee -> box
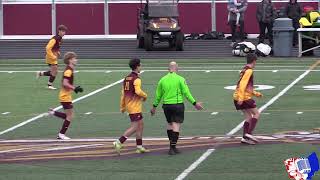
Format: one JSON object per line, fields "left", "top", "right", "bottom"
{"left": 150, "top": 61, "right": 203, "bottom": 155}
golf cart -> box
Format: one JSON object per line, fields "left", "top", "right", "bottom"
{"left": 137, "top": 0, "right": 184, "bottom": 51}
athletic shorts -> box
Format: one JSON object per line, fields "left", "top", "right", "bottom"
{"left": 162, "top": 103, "right": 185, "bottom": 123}
{"left": 129, "top": 113, "right": 143, "bottom": 122}
{"left": 61, "top": 102, "right": 73, "bottom": 110}
{"left": 234, "top": 99, "right": 256, "bottom": 110}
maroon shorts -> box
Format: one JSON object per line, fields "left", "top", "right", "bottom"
{"left": 129, "top": 113, "right": 143, "bottom": 122}
{"left": 61, "top": 102, "right": 73, "bottom": 110}
{"left": 234, "top": 99, "right": 256, "bottom": 110}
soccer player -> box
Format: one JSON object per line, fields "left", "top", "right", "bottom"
{"left": 150, "top": 61, "right": 203, "bottom": 155}
{"left": 48, "top": 52, "right": 83, "bottom": 140}
{"left": 113, "top": 58, "right": 149, "bottom": 155}
{"left": 37, "top": 25, "right": 68, "bottom": 90}
{"left": 233, "top": 53, "right": 263, "bottom": 145}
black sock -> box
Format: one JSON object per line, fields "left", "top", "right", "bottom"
{"left": 59, "top": 120, "right": 71, "bottom": 134}
{"left": 48, "top": 76, "right": 56, "bottom": 86}
{"left": 43, "top": 71, "right": 51, "bottom": 76}
{"left": 167, "top": 129, "right": 173, "bottom": 141}
{"left": 170, "top": 131, "right": 179, "bottom": 149}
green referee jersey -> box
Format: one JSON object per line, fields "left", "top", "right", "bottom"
{"left": 153, "top": 72, "right": 196, "bottom": 107}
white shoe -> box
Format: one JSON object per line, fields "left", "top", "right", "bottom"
{"left": 57, "top": 133, "right": 71, "bottom": 140}
{"left": 244, "top": 133, "right": 260, "bottom": 143}
{"left": 36, "top": 71, "right": 41, "bottom": 79}
{"left": 48, "top": 108, "right": 54, "bottom": 116}
{"left": 241, "top": 137, "right": 256, "bottom": 145}
{"left": 47, "top": 86, "right": 57, "bottom": 90}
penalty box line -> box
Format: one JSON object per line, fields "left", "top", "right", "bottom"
{"left": 174, "top": 60, "right": 320, "bottom": 180}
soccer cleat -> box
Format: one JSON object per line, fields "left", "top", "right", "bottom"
{"left": 113, "top": 140, "right": 123, "bottom": 155}
{"left": 47, "top": 86, "right": 57, "bottom": 90}
{"left": 172, "top": 147, "right": 181, "bottom": 154}
{"left": 241, "top": 137, "right": 256, "bottom": 145}
{"left": 136, "top": 147, "right": 150, "bottom": 154}
{"left": 57, "top": 133, "right": 71, "bottom": 140}
{"left": 36, "top": 71, "right": 41, "bottom": 79}
{"left": 48, "top": 108, "right": 55, "bottom": 116}
{"left": 245, "top": 133, "right": 260, "bottom": 143}
{"left": 168, "top": 148, "right": 176, "bottom": 155}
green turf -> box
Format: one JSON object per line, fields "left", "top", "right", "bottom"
{"left": 0, "top": 58, "right": 319, "bottom": 180}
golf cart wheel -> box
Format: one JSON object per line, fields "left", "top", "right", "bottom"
{"left": 175, "top": 31, "right": 184, "bottom": 51}
{"left": 137, "top": 35, "right": 144, "bottom": 48}
{"left": 144, "top": 32, "right": 153, "bottom": 51}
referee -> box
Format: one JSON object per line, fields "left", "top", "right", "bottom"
{"left": 151, "top": 61, "right": 203, "bottom": 155}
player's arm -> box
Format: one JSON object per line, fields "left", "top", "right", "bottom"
{"left": 120, "top": 88, "right": 125, "bottom": 113}
{"left": 46, "top": 39, "right": 57, "bottom": 59}
{"left": 238, "top": 69, "right": 253, "bottom": 101}
{"left": 180, "top": 78, "right": 196, "bottom": 105}
{"left": 133, "top": 78, "right": 147, "bottom": 99}
{"left": 151, "top": 80, "right": 163, "bottom": 115}
{"left": 180, "top": 79, "right": 203, "bottom": 110}
{"left": 152, "top": 79, "right": 163, "bottom": 108}
{"left": 62, "top": 69, "right": 83, "bottom": 93}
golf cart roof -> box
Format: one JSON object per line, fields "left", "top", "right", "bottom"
{"left": 148, "top": 3, "right": 179, "bottom": 18}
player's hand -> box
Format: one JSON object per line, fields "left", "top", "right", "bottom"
{"left": 194, "top": 102, "right": 204, "bottom": 111}
{"left": 142, "top": 97, "right": 147, "bottom": 102}
{"left": 150, "top": 107, "right": 156, "bottom": 116}
{"left": 57, "top": 51, "right": 61, "bottom": 57}
{"left": 255, "top": 92, "right": 263, "bottom": 98}
{"left": 237, "top": 101, "right": 243, "bottom": 105}
{"left": 74, "top": 86, "right": 83, "bottom": 93}
{"left": 120, "top": 109, "right": 125, "bottom": 113}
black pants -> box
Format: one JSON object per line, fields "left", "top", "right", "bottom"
{"left": 292, "top": 19, "right": 299, "bottom": 46}
{"left": 258, "top": 22, "right": 273, "bottom": 45}
{"left": 230, "top": 20, "right": 244, "bottom": 42}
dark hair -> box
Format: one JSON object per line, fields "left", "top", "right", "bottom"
{"left": 58, "top": 24, "right": 68, "bottom": 32}
{"left": 129, "top": 58, "right": 141, "bottom": 70}
{"left": 64, "top": 52, "right": 77, "bottom": 64}
{"left": 247, "top": 53, "right": 258, "bottom": 64}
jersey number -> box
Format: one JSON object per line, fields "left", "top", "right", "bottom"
{"left": 124, "top": 82, "right": 130, "bottom": 91}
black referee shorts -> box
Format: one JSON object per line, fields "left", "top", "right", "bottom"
{"left": 162, "top": 103, "right": 185, "bottom": 124}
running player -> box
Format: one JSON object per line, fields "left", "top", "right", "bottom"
{"left": 233, "top": 53, "right": 263, "bottom": 145}
{"left": 37, "top": 25, "right": 68, "bottom": 90}
{"left": 48, "top": 52, "right": 83, "bottom": 140}
{"left": 113, "top": 58, "right": 149, "bottom": 155}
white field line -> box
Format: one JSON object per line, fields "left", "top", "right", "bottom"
{"left": 175, "top": 65, "right": 317, "bottom": 180}
{"left": 0, "top": 69, "right": 319, "bottom": 73}
{"left": 175, "top": 149, "right": 216, "bottom": 180}
{"left": 37, "top": 144, "right": 104, "bottom": 152}
{"left": 0, "top": 78, "right": 125, "bottom": 136}
{"left": 1, "top": 112, "right": 10, "bottom": 115}
{"left": 0, "top": 148, "right": 32, "bottom": 153}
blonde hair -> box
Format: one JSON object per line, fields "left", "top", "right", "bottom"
{"left": 63, "top": 52, "right": 77, "bottom": 64}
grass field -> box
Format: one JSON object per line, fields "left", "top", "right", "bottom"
{"left": 0, "top": 58, "right": 319, "bottom": 180}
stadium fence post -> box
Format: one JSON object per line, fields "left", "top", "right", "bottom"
{"left": 0, "top": 0, "right": 3, "bottom": 36}
{"left": 51, "top": 0, "right": 56, "bottom": 35}
{"left": 104, "top": 0, "right": 109, "bottom": 35}
{"left": 211, "top": 0, "right": 216, "bottom": 31}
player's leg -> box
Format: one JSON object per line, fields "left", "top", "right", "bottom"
{"left": 242, "top": 109, "right": 252, "bottom": 138}
{"left": 57, "top": 103, "right": 73, "bottom": 140}
{"left": 49, "top": 108, "right": 66, "bottom": 120}
{"left": 135, "top": 119, "right": 150, "bottom": 153}
{"left": 169, "top": 104, "right": 184, "bottom": 155}
{"left": 113, "top": 115, "right": 139, "bottom": 155}
{"left": 246, "top": 107, "right": 260, "bottom": 134}
{"left": 48, "top": 64, "right": 58, "bottom": 89}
